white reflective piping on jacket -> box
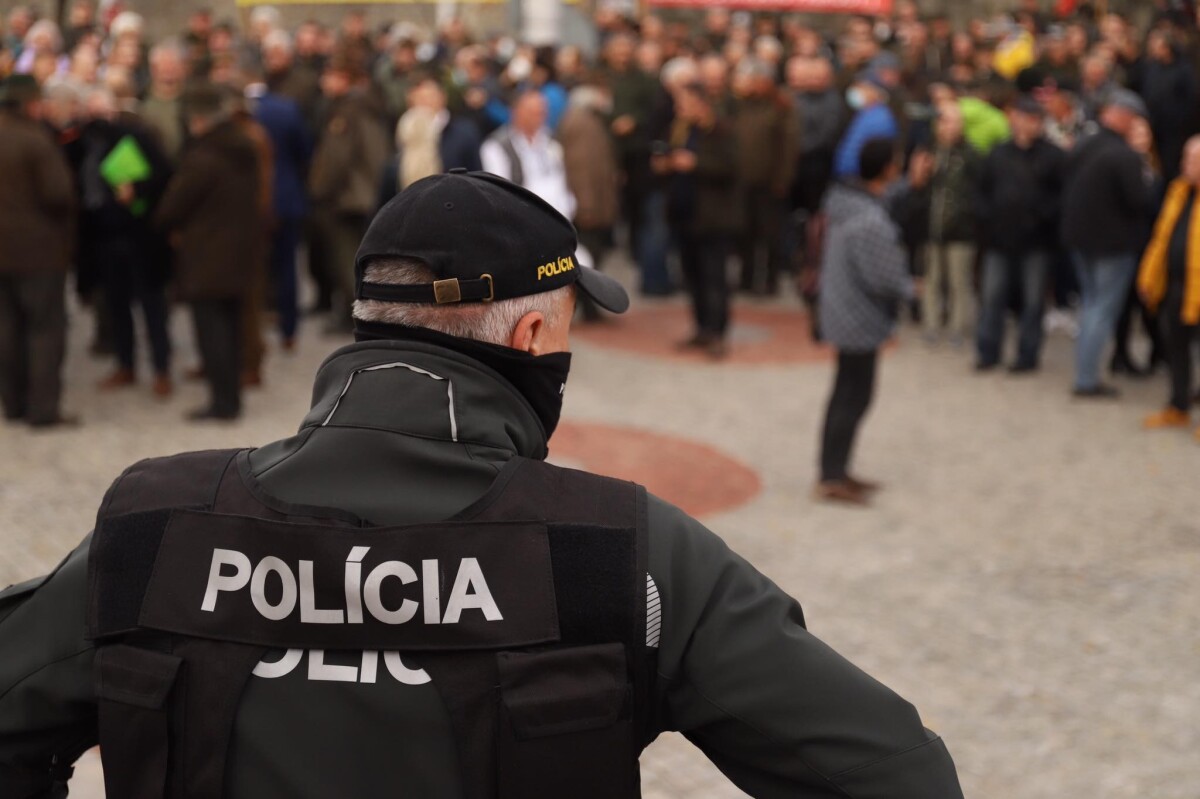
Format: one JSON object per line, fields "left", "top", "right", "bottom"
{"left": 646, "top": 574, "right": 661, "bottom": 648}
{"left": 321, "top": 361, "right": 458, "bottom": 442}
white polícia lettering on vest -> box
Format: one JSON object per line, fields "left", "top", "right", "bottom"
{"left": 252, "top": 648, "right": 431, "bottom": 685}
{"left": 201, "top": 548, "right": 504, "bottom": 625}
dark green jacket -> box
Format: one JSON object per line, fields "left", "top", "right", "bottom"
{"left": 0, "top": 337, "right": 963, "bottom": 799}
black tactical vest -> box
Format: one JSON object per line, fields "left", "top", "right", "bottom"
{"left": 87, "top": 448, "right": 653, "bottom": 799}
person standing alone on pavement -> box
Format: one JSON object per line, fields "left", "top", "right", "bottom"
{"left": 0, "top": 75, "right": 76, "bottom": 429}
{"left": 817, "top": 138, "right": 918, "bottom": 505}
{"left": 156, "top": 84, "right": 263, "bottom": 421}
{"left": 1138, "top": 135, "right": 1200, "bottom": 435}
{"left": 1061, "top": 89, "right": 1155, "bottom": 399}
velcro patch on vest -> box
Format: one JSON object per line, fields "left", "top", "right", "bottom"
{"left": 137, "top": 510, "right": 560, "bottom": 651}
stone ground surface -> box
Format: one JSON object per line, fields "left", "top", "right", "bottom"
{"left": 2, "top": 257, "right": 1198, "bottom": 799}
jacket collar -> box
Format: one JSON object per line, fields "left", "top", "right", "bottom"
{"left": 300, "top": 338, "right": 549, "bottom": 460}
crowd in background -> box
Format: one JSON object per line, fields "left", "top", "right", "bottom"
{"left": 2, "top": 0, "right": 1200, "bottom": 435}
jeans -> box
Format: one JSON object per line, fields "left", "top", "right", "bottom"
{"left": 1072, "top": 252, "right": 1138, "bottom": 391}
{"left": 678, "top": 233, "right": 731, "bottom": 336}
{"left": 976, "top": 249, "right": 1049, "bottom": 368}
{"left": 636, "top": 191, "right": 673, "bottom": 295}
{"left": 820, "top": 350, "right": 878, "bottom": 482}
{"left": 271, "top": 218, "right": 301, "bottom": 341}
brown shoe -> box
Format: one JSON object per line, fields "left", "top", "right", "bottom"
{"left": 845, "top": 475, "right": 883, "bottom": 493}
{"left": 241, "top": 370, "right": 263, "bottom": 389}
{"left": 814, "top": 480, "right": 871, "bottom": 506}
{"left": 97, "top": 369, "right": 136, "bottom": 389}
{"left": 1144, "top": 407, "right": 1189, "bottom": 429}
{"left": 705, "top": 338, "right": 729, "bottom": 360}
{"left": 281, "top": 337, "right": 296, "bottom": 353}
{"left": 151, "top": 374, "right": 173, "bottom": 399}
{"left": 185, "top": 365, "right": 205, "bottom": 382}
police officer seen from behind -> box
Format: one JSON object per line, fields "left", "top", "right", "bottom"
{"left": 0, "top": 172, "right": 963, "bottom": 799}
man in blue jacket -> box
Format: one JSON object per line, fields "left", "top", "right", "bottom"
{"left": 834, "top": 70, "right": 899, "bottom": 179}
{"left": 247, "top": 75, "right": 312, "bottom": 351}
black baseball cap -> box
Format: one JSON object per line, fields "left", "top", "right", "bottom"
{"left": 355, "top": 170, "right": 630, "bottom": 314}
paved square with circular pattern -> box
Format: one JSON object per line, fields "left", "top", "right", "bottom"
{"left": 2, "top": 258, "right": 1197, "bottom": 799}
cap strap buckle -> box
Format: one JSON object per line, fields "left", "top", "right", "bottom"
{"left": 433, "top": 279, "right": 463, "bottom": 304}
{"left": 480, "top": 274, "right": 494, "bottom": 303}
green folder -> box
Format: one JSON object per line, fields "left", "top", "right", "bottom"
{"left": 99, "top": 135, "right": 152, "bottom": 187}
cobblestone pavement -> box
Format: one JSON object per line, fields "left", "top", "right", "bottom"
{"left": 2, "top": 259, "right": 1198, "bottom": 799}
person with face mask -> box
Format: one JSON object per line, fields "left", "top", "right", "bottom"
{"left": 833, "top": 68, "right": 899, "bottom": 179}
{"left": 0, "top": 170, "right": 963, "bottom": 799}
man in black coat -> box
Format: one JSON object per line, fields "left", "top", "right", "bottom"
{"left": 1061, "top": 90, "right": 1156, "bottom": 398}
{"left": 975, "top": 96, "right": 1066, "bottom": 373}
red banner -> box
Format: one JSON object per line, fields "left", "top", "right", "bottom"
{"left": 646, "top": 0, "right": 892, "bottom": 13}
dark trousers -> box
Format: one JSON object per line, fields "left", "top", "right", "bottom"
{"left": 271, "top": 218, "right": 301, "bottom": 340}
{"left": 678, "top": 233, "right": 731, "bottom": 337}
{"left": 1113, "top": 288, "right": 1164, "bottom": 369}
{"left": 1163, "top": 305, "right": 1197, "bottom": 412}
{"left": 98, "top": 238, "right": 170, "bottom": 375}
{"left": 191, "top": 299, "right": 242, "bottom": 417}
{"left": 577, "top": 227, "right": 614, "bottom": 321}
{"left": 314, "top": 210, "right": 369, "bottom": 329}
{"left": 737, "top": 186, "right": 786, "bottom": 292}
{"left": 0, "top": 271, "right": 67, "bottom": 423}
{"left": 303, "top": 216, "right": 334, "bottom": 313}
{"left": 820, "top": 350, "right": 878, "bottom": 482}
{"left": 977, "top": 249, "right": 1049, "bottom": 369}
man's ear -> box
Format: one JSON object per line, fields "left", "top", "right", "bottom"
{"left": 509, "top": 311, "right": 546, "bottom": 354}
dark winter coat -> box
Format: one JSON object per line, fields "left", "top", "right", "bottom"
{"left": 1061, "top": 127, "right": 1154, "bottom": 258}
{"left": 976, "top": 136, "right": 1067, "bottom": 255}
{"left": 0, "top": 111, "right": 75, "bottom": 276}
{"left": 155, "top": 120, "right": 263, "bottom": 300}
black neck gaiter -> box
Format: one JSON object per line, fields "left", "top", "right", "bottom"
{"left": 353, "top": 322, "right": 573, "bottom": 443}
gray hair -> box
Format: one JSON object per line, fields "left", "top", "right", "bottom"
{"left": 250, "top": 6, "right": 282, "bottom": 28}
{"left": 660, "top": 56, "right": 697, "bottom": 90}
{"left": 353, "top": 258, "right": 573, "bottom": 346}
{"left": 149, "top": 39, "right": 185, "bottom": 65}
{"left": 262, "top": 28, "right": 293, "bottom": 54}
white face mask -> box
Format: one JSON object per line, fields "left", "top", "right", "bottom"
{"left": 847, "top": 86, "right": 867, "bottom": 110}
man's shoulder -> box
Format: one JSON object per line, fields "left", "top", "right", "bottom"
{"left": 99, "top": 449, "right": 243, "bottom": 519}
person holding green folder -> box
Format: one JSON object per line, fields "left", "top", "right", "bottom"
{"left": 75, "top": 88, "right": 174, "bottom": 397}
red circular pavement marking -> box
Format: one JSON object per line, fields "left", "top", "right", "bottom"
{"left": 576, "top": 302, "right": 832, "bottom": 365}
{"left": 551, "top": 421, "right": 762, "bottom": 518}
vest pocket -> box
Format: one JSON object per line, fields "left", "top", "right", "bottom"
{"left": 496, "top": 643, "right": 637, "bottom": 798}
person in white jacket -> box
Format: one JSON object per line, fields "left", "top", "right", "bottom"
{"left": 481, "top": 90, "right": 575, "bottom": 220}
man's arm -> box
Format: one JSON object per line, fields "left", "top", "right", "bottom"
{"left": 648, "top": 497, "right": 961, "bottom": 798}
{"left": 0, "top": 539, "right": 97, "bottom": 799}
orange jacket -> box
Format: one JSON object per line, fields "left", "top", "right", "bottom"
{"left": 1138, "top": 177, "right": 1200, "bottom": 324}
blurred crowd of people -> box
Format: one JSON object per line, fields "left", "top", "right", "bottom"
{"left": 1, "top": 0, "right": 1200, "bottom": 435}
